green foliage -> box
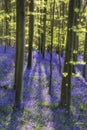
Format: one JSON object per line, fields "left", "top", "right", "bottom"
{"left": 62, "top": 72, "right": 68, "bottom": 77}
{"left": 0, "top": 104, "right": 13, "bottom": 115}
{"left": 0, "top": 0, "right": 86, "bottom": 53}
{"left": 38, "top": 102, "right": 59, "bottom": 110}
{"left": 79, "top": 103, "right": 87, "bottom": 111}
{"left": 70, "top": 61, "right": 86, "bottom": 65}
{"left": 74, "top": 8, "right": 79, "bottom": 13}
{"left": 72, "top": 73, "right": 80, "bottom": 77}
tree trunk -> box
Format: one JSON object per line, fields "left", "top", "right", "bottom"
{"left": 60, "top": 0, "right": 75, "bottom": 116}
{"left": 49, "top": 0, "right": 55, "bottom": 95}
{"left": 83, "top": 17, "right": 87, "bottom": 79}
{"left": 42, "top": 0, "right": 47, "bottom": 59}
{"left": 4, "top": 0, "right": 10, "bottom": 51}
{"left": 14, "top": 0, "right": 25, "bottom": 108}
{"left": 27, "top": 0, "right": 34, "bottom": 69}
{"left": 72, "top": 0, "right": 80, "bottom": 73}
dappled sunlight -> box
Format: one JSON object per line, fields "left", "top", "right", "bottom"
{"left": 0, "top": 46, "right": 87, "bottom": 129}
{"left": 0, "top": 0, "right": 87, "bottom": 129}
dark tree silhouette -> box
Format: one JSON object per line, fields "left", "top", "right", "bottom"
{"left": 27, "top": 0, "right": 34, "bottom": 69}
{"left": 14, "top": 0, "right": 25, "bottom": 108}
{"left": 60, "top": 0, "right": 76, "bottom": 115}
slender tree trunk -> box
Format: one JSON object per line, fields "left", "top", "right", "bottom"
{"left": 4, "top": 0, "right": 10, "bottom": 51}
{"left": 60, "top": 0, "right": 75, "bottom": 116}
{"left": 40, "top": 7, "right": 44, "bottom": 55}
{"left": 38, "top": 4, "right": 42, "bottom": 54}
{"left": 27, "top": 0, "right": 34, "bottom": 69}
{"left": 83, "top": 17, "right": 87, "bottom": 79}
{"left": 36, "top": 2, "right": 41, "bottom": 54}
{"left": 49, "top": 0, "right": 55, "bottom": 95}
{"left": 72, "top": 0, "right": 80, "bottom": 73}
{"left": 42, "top": 0, "right": 47, "bottom": 59}
{"left": 14, "top": 0, "right": 25, "bottom": 108}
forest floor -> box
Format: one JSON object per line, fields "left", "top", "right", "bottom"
{"left": 0, "top": 45, "right": 87, "bottom": 130}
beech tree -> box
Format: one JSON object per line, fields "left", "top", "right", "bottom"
{"left": 14, "top": 0, "right": 25, "bottom": 108}
{"left": 37, "top": 2, "right": 41, "bottom": 54}
{"left": 72, "top": 0, "right": 80, "bottom": 73}
{"left": 41, "top": 0, "right": 47, "bottom": 59}
{"left": 27, "top": 0, "right": 34, "bottom": 69}
{"left": 83, "top": 17, "right": 87, "bottom": 79}
{"left": 60, "top": 0, "right": 76, "bottom": 115}
{"left": 49, "top": 0, "right": 55, "bottom": 95}
{"left": 0, "top": 1, "right": 4, "bottom": 44}
{"left": 82, "top": 1, "right": 87, "bottom": 79}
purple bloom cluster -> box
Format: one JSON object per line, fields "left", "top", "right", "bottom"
{"left": 0, "top": 45, "right": 87, "bottom": 129}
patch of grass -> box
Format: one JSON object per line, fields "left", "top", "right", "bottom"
{"left": 23, "top": 107, "right": 32, "bottom": 115}
{"left": 0, "top": 113, "right": 11, "bottom": 127}
{"left": 35, "top": 113, "right": 45, "bottom": 130}
{"left": 42, "top": 77, "right": 49, "bottom": 81}
{"left": 45, "top": 83, "right": 49, "bottom": 88}
{"left": 81, "top": 123, "right": 87, "bottom": 128}
{"left": 79, "top": 103, "right": 87, "bottom": 111}
{"left": 72, "top": 97, "right": 78, "bottom": 100}
{"left": 70, "top": 105, "right": 75, "bottom": 109}
{"left": 38, "top": 102, "right": 59, "bottom": 110}
{"left": 32, "top": 75, "right": 38, "bottom": 80}
{"left": 19, "top": 108, "right": 34, "bottom": 125}
{"left": 33, "top": 124, "right": 43, "bottom": 130}
{"left": 0, "top": 104, "right": 13, "bottom": 115}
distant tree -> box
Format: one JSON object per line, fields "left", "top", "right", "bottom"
{"left": 72, "top": 0, "right": 80, "bottom": 73}
{"left": 25, "top": 0, "right": 29, "bottom": 46}
{"left": 0, "top": 1, "right": 4, "bottom": 44}
{"left": 60, "top": 0, "right": 75, "bottom": 116}
{"left": 14, "top": 0, "right": 25, "bottom": 108}
{"left": 8, "top": 0, "right": 11, "bottom": 46}
{"left": 4, "top": 0, "right": 10, "bottom": 51}
{"left": 57, "top": 1, "right": 65, "bottom": 74}
{"left": 83, "top": 17, "right": 87, "bottom": 79}
{"left": 27, "top": 0, "right": 34, "bottom": 69}
{"left": 37, "top": 2, "right": 41, "bottom": 54}
{"left": 49, "top": 0, "right": 55, "bottom": 95}
{"left": 40, "top": 0, "right": 45, "bottom": 56}
{"left": 42, "top": 0, "right": 47, "bottom": 59}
